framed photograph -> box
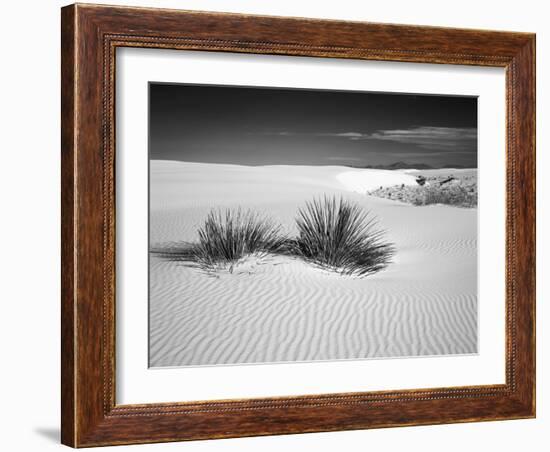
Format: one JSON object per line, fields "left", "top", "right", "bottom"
{"left": 61, "top": 3, "right": 536, "bottom": 447}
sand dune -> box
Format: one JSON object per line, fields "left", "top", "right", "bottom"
{"left": 337, "top": 169, "right": 417, "bottom": 193}
{"left": 149, "top": 160, "right": 477, "bottom": 367}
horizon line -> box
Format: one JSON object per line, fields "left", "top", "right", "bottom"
{"left": 149, "top": 159, "right": 477, "bottom": 169}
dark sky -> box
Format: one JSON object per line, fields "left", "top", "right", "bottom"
{"left": 149, "top": 83, "right": 477, "bottom": 168}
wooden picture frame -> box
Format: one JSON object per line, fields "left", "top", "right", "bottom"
{"left": 61, "top": 3, "right": 535, "bottom": 447}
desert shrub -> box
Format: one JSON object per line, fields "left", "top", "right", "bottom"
{"left": 369, "top": 181, "right": 477, "bottom": 208}
{"left": 292, "top": 196, "right": 394, "bottom": 277}
{"left": 153, "top": 208, "right": 284, "bottom": 271}
{"left": 410, "top": 184, "right": 477, "bottom": 207}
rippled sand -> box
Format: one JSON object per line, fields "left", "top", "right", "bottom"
{"left": 149, "top": 161, "right": 477, "bottom": 367}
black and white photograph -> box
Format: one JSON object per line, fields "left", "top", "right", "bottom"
{"left": 148, "top": 83, "right": 478, "bottom": 368}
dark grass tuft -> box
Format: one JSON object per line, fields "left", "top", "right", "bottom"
{"left": 153, "top": 208, "right": 285, "bottom": 272}
{"left": 291, "top": 196, "right": 394, "bottom": 277}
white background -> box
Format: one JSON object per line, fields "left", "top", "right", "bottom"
{"left": 0, "top": 0, "right": 546, "bottom": 451}
{"left": 117, "top": 49, "right": 505, "bottom": 404}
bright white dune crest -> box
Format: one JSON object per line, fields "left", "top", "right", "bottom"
{"left": 336, "top": 170, "right": 417, "bottom": 193}
{"left": 149, "top": 160, "right": 478, "bottom": 368}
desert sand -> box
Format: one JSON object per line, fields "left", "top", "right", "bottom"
{"left": 149, "top": 160, "right": 477, "bottom": 367}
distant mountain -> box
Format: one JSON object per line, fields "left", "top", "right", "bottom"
{"left": 360, "top": 161, "right": 434, "bottom": 170}
{"left": 349, "top": 161, "right": 475, "bottom": 170}
{"left": 441, "top": 164, "right": 467, "bottom": 169}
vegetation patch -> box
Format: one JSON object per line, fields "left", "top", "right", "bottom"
{"left": 368, "top": 174, "right": 477, "bottom": 208}
{"left": 153, "top": 198, "right": 395, "bottom": 278}
{"left": 291, "top": 196, "right": 394, "bottom": 277}
{"left": 152, "top": 208, "right": 284, "bottom": 272}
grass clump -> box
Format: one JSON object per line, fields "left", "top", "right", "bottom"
{"left": 193, "top": 208, "right": 284, "bottom": 269}
{"left": 153, "top": 198, "right": 395, "bottom": 277}
{"left": 292, "top": 196, "right": 394, "bottom": 277}
{"left": 154, "top": 208, "right": 284, "bottom": 271}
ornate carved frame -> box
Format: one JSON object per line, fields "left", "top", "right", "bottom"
{"left": 61, "top": 4, "right": 535, "bottom": 447}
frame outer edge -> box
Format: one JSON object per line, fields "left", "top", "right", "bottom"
{"left": 531, "top": 35, "right": 536, "bottom": 417}
{"left": 514, "top": 35, "right": 536, "bottom": 416}
{"left": 61, "top": 3, "right": 77, "bottom": 448}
